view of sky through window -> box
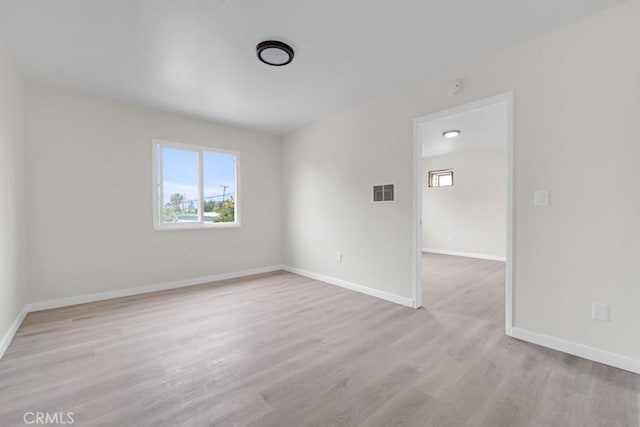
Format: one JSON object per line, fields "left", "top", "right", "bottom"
{"left": 161, "top": 148, "right": 236, "bottom": 206}
{"left": 159, "top": 145, "right": 237, "bottom": 225}
{"left": 203, "top": 151, "right": 236, "bottom": 203}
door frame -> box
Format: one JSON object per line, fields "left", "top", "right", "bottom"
{"left": 412, "top": 92, "right": 514, "bottom": 335}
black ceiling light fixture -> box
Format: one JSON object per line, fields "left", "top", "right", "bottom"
{"left": 256, "top": 40, "right": 294, "bottom": 66}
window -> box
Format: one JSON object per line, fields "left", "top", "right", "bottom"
{"left": 373, "top": 184, "right": 396, "bottom": 202}
{"left": 152, "top": 140, "right": 239, "bottom": 230}
{"left": 428, "top": 169, "right": 453, "bottom": 187}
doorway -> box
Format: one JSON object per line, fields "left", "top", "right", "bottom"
{"left": 412, "top": 93, "right": 514, "bottom": 334}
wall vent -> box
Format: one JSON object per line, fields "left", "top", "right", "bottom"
{"left": 373, "top": 184, "right": 395, "bottom": 203}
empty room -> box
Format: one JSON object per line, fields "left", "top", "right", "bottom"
{"left": 0, "top": 1, "right": 639, "bottom": 426}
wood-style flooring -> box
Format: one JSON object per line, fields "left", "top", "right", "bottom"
{"left": 0, "top": 254, "right": 638, "bottom": 426}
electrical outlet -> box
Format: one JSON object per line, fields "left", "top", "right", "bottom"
{"left": 534, "top": 190, "right": 550, "bottom": 207}
{"left": 336, "top": 251, "right": 342, "bottom": 262}
{"left": 592, "top": 303, "right": 609, "bottom": 322}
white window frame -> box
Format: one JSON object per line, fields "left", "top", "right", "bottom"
{"left": 152, "top": 139, "right": 241, "bottom": 231}
{"left": 428, "top": 169, "right": 454, "bottom": 187}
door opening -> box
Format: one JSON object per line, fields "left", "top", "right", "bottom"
{"left": 412, "top": 93, "right": 514, "bottom": 335}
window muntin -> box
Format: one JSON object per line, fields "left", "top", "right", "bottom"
{"left": 428, "top": 169, "right": 453, "bottom": 187}
{"left": 153, "top": 140, "right": 239, "bottom": 230}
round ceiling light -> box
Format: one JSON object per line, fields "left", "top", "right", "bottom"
{"left": 443, "top": 130, "right": 461, "bottom": 138}
{"left": 256, "top": 40, "right": 294, "bottom": 66}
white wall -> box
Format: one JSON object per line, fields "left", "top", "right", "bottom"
{"left": 0, "top": 39, "right": 26, "bottom": 341}
{"left": 422, "top": 146, "right": 507, "bottom": 259}
{"left": 24, "top": 85, "right": 282, "bottom": 303}
{"left": 282, "top": 0, "right": 640, "bottom": 360}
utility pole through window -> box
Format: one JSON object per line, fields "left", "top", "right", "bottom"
{"left": 220, "top": 185, "right": 230, "bottom": 203}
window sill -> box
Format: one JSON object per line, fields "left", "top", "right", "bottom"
{"left": 154, "top": 222, "right": 241, "bottom": 231}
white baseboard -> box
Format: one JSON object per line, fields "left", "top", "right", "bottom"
{"left": 282, "top": 265, "right": 415, "bottom": 308}
{"left": 509, "top": 327, "right": 640, "bottom": 375}
{"left": 7, "top": 267, "right": 637, "bottom": 376}
{"left": 0, "top": 305, "right": 28, "bottom": 360}
{"left": 422, "top": 248, "right": 506, "bottom": 262}
{"left": 27, "top": 265, "right": 285, "bottom": 312}
{"left": 0, "top": 265, "right": 285, "bottom": 361}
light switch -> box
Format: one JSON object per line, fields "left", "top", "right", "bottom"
{"left": 534, "top": 190, "right": 549, "bottom": 207}
{"left": 592, "top": 303, "right": 609, "bottom": 322}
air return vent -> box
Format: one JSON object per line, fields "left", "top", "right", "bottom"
{"left": 373, "top": 184, "right": 395, "bottom": 203}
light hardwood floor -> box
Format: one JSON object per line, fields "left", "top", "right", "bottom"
{"left": 0, "top": 254, "right": 638, "bottom": 426}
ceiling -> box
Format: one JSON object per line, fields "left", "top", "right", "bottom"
{"left": 0, "top": 0, "right": 625, "bottom": 134}
{"left": 421, "top": 102, "right": 507, "bottom": 158}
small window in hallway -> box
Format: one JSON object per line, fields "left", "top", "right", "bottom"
{"left": 428, "top": 169, "right": 454, "bottom": 187}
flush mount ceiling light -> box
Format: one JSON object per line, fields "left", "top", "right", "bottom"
{"left": 443, "top": 130, "right": 461, "bottom": 138}
{"left": 256, "top": 40, "right": 294, "bottom": 66}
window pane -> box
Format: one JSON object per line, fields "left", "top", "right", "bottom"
{"left": 203, "top": 151, "right": 236, "bottom": 223}
{"left": 162, "top": 148, "right": 199, "bottom": 223}
{"left": 439, "top": 173, "right": 453, "bottom": 186}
